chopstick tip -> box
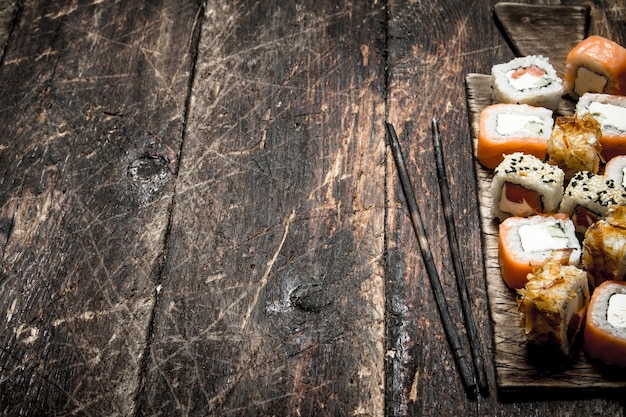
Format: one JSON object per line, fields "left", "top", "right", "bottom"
{"left": 431, "top": 117, "right": 440, "bottom": 133}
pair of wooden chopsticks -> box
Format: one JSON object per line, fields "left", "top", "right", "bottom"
{"left": 386, "top": 120, "right": 488, "bottom": 396}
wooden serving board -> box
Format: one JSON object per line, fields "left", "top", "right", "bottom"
{"left": 466, "top": 75, "right": 626, "bottom": 391}
{"left": 465, "top": 3, "right": 626, "bottom": 392}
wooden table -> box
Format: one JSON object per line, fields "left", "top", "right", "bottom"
{"left": 0, "top": 0, "right": 624, "bottom": 415}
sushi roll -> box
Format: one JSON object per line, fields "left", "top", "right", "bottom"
{"left": 582, "top": 205, "right": 626, "bottom": 288}
{"left": 559, "top": 171, "right": 626, "bottom": 234}
{"left": 492, "top": 55, "right": 564, "bottom": 110}
{"left": 605, "top": 155, "right": 626, "bottom": 188}
{"left": 490, "top": 152, "right": 565, "bottom": 221}
{"left": 477, "top": 103, "right": 554, "bottom": 169}
{"left": 564, "top": 35, "right": 626, "bottom": 99}
{"left": 499, "top": 213, "right": 581, "bottom": 289}
{"left": 576, "top": 93, "right": 626, "bottom": 160}
{"left": 584, "top": 280, "right": 626, "bottom": 367}
{"left": 546, "top": 114, "right": 603, "bottom": 181}
{"left": 517, "top": 256, "right": 590, "bottom": 356}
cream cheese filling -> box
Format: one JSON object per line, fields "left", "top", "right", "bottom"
{"left": 518, "top": 222, "right": 569, "bottom": 252}
{"left": 496, "top": 114, "right": 545, "bottom": 136}
{"left": 588, "top": 101, "right": 626, "bottom": 132}
{"left": 607, "top": 293, "right": 626, "bottom": 328}
{"left": 574, "top": 67, "right": 608, "bottom": 97}
{"left": 507, "top": 70, "right": 550, "bottom": 90}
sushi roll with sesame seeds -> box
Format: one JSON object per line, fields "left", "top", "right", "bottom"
{"left": 559, "top": 171, "right": 626, "bottom": 234}
{"left": 490, "top": 152, "right": 565, "bottom": 222}
{"left": 492, "top": 55, "right": 564, "bottom": 110}
{"left": 582, "top": 205, "right": 626, "bottom": 288}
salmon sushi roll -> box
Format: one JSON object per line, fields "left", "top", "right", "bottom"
{"left": 576, "top": 93, "right": 626, "bottom": 160}
{"left": 584, "top": 280, "right": 626, "bottom": 367}
{"left": 605, "top": 155, "right": 626, "bottom": 188}
{"left": 492, "top": 55, "right": 564, "bottom": 110}
{"left": 564, "top": 35, "right": 626, "bottom": 98}
{"left": 582, "top": 205, "right": 626, "bottom": 288}
{"left": 499, "top": 213, "right": 581, "bottom": 289}
{"left": 491, "top": 152, "right": 565, "bottom": 221}
{"left": 559, "top": 171, "right": 626, "bottom": 234}
{"left": 477, "top": 104, "right": 554, "bottom": 169}
{"left": 517, "top": 256, "right": 589, "bottom": 356}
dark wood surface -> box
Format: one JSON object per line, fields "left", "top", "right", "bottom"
{"left": 0, "top": 1, "right": 624, "bottom": 416}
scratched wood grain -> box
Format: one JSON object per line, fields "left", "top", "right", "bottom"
{"left": 386, "top": 0, "right": 625, "bottom": 416}
{"left": 0, "top": 0, "right": 625, "bottom": 416}
{"left": 387, "top": 1, "right": 502, "bottom": 415}
{"left": 385, "top": 1, "right": 501, "bottom": 414}
{"left": 0, "top": 0, "right": 17, "bottom": 60}
{"left": 136, "top": 1, "right": 387, "bottom": 415}
{"left": 0, "top": 0, "right": 201, "bottom": 415}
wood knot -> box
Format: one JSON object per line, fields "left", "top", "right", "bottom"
{"left": 290, "top": 283, "right": 332, "bottom": 313}
{"left": 128, "top": 154, "right": 172, "bottom": 183}
{"left": 125, "top": 136, "right": 177, "bottom": 204}
{"left": 127, "top": 137, "right": 177, "bottom": 181}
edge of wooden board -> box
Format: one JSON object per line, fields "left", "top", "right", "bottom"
{"left": 493, "top": 2, "right": 590, "bottom": 79}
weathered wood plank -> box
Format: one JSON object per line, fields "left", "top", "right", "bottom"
{"left": 385, "top": 0, "right": 505, "bottom": 413}
{"left": 0, "top": 0, "right": 17, "bottom": 62}
{"left": 386, "top": 0, "right": 625, "bottom": 415}
{"left": 1, "top": 1, "right": 625, "bottom": 415}
{"left": 136, "top": 1, "right": 387, "bottom": 415}
{"left": 0, "top": 0, "right": 201, "bottom": 415}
